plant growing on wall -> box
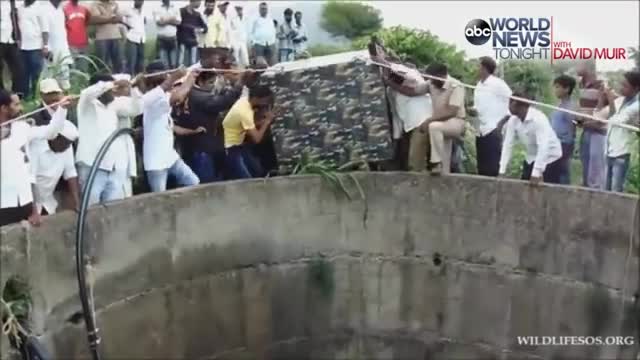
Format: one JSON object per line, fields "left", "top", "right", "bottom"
{"left": 1, "top": 276, "right": 33, "bottom": 347}
{"left": 308, "top": 255, "right": 335, "bottom": 299}
{"left": 292, "top": 149, "right": 366, "bottom": 201}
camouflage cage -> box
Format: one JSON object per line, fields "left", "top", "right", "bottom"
{"left": 258, "top": 50, "right": 394, "bottom": 173}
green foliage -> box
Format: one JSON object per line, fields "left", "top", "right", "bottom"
{"left": 626, "top": 140, "right": 640, "bottom": 194}
{"left": 352, "top": 26, "right": 476, "bottom": 84}
{"left": 320, "top": 1, "right": 383, "bottom": 40}
{"left": 2, "top": 276, "right": 32, "bottom": 322}
{"left": 308, "top": 44, "right": 353, "bottom": 57}
{"left": 22, "top": 53, "right": 105, "bottom": 114}
{"left": 308, "top": 256, "right": 334, "bottom": 298}
{"left": 602, "top": 70, "right": 626, "bottom": 90}
{"left": 502, "top": 60, "right": 555, "bottom": 110}
{"left": 292, "top": 150, "right": 367, "bottom": 201}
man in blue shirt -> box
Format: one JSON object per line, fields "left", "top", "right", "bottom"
{"left": 550, "top": 75, "right": 577, "bottom": 185}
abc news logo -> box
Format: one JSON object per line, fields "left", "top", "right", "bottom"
{"left": 465, "top": 19, "right": 491, "bottom": 45}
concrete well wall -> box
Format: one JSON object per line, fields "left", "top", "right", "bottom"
{"left": 1, "top": 173, "right": 639, "bottom": 359}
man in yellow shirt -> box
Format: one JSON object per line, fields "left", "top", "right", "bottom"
{"left": 201, "top": 0, "right": 229, "bottom": 49}
{"left": 222, "top": 85, "right": 275, "bottom": 179}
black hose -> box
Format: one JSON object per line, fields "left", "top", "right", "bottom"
{"left": 74, "top": 128, "right": 135, "bottom": 360}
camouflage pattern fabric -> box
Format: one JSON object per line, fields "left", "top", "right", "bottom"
{"left": 258, "top": 52, "right": 393, "bottom": 172}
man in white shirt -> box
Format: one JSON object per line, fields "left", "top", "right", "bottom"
{"left": 123, "top": 0, "right": 146, "bottom": 75}
{"left": 499, "top": 92, "right": 563, "bottom": 185}
{"left": 32, "top": 119, "right": 80, "bottom": 215}
{"left": 292, "top": 11, "right": 308, "bottom": 59}
{"left": 0, "top": 0, "right": 24, "bottom": 96}
{"left": 40, "top": 0, "right": 72, "bottom": 90}
{"left": 76, "top": 73, "right": 144, "bottom": 206}
{"left": 603, "top": 71, "right": 640, "bottom": 192}
{"left": 0, "top": 88, "right": 70, "bottom": 227}
{"left": 472, "top": 57, "right": 512, "bottom": 177}
{"left": 28, "top": 78, "right": 80, "bottom": 214}
{"left": 143, "top": 61, "right": 200, "bottom": 192}
{"left": 112, "top": 74, "right": 139, "bottom": 197}
{"left": 230, "top": 4, "right": 249, "bottom": 68}
{"left": 380, "top": 62, "right": 433, "bottom": 171}
{"left": 277, "top": 8, "right": 296, "bottom": 63}
{"left": 18, "top": 0, "right": 49, "bottom": 99}
{"left": 250, "top": 2, "right": 277, "bottom": 66}
{"left": 154, "top": 0, "right": 181, "bottom": 68}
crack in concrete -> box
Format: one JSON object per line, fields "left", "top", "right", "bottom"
{"left": 85, "top": 251, "right": 630, "bottom": 317}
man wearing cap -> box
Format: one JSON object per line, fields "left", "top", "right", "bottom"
{"left": 28, "top": 78, "right": 80, "bottom": 214}
{"left": 76, "top": 73, "right": 144, "bottom": 205}
{"left": 31, "top": 119, "right": 81, "bottom": 215}
{"left": 143, "top": 61, "right": 200, "bottom": 192}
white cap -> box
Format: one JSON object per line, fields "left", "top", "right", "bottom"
{"left": 113, "top": 74, "right": 132, "bottom": 82}
{"left": 59, "top": 120, "right": 79, "bottom": 141}
{"left": 39, "top": 78, "right": 62, "bottom": 94}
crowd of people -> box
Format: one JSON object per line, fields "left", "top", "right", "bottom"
{"left": 380, "top": 51, "right": 639, "bottom": 189}
{"left": 1, "top": 1, "right": 639, "bottom": 231}
{"left": 0, "top": 54, "right": 279, "bottom": 227}
{"left": 0, "top": 0, "right": 308, "bottom": 99}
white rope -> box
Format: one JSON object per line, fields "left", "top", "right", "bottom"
{"left": 0, "top": 96, "right": 79, "bottom": 128}
{"left": 1, "top": 298, "right": 29, "bottom": 347}
{"left": 143, "top": 64, "right": 284, "bottom": 78}
{"left": 366, "top": 59, "right": 640, "bottom": 133}
{"left": 1, "top": 65, "right": 284, "bottom": 128}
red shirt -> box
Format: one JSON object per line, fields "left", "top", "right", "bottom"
{"left": 63, "top": 2, "right": 90, "bottom": 48}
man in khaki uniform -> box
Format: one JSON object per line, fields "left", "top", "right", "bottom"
{"left": 419, "top": 63, "right": 466, "bottom": 175}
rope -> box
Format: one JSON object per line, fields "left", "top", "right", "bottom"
{"left": 1, "top": 298, "right": 29, "bottom": 347}
{"left": 0, "top": 96, "right": 80, "bottom": 128}
{"left": 4, "top": 58, "right": 637, "bottom": 134}
{"left": 1, "top": 65, "right": 284, "bottom": 128}
{"left": 142, "top": 64, "right": 284, "bottom": 78}
{"left": 366, "top": 58, "right": 640, "bottom": 133}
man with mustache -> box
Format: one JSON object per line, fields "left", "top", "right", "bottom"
{"left": 0, "top": 88, "right": 71, "bottom": 227}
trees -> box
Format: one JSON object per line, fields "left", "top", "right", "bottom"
{"left": 502, "top": 60, "right": 555, "bottom": 109}
{"left": 353, "top": 26, "right": 476, "bottom": 84}
{"left": 320, "top": 1, "right": 383, "bottom": 40}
